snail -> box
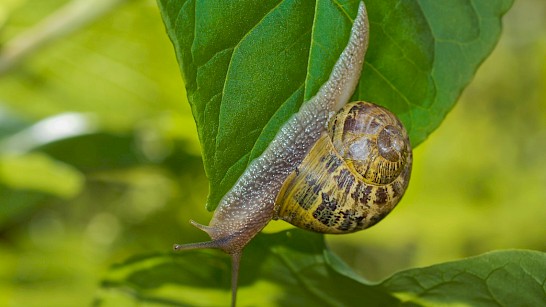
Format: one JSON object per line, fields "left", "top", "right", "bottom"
{"left": 173, "top": 2, "right": 412, "bottom": 306}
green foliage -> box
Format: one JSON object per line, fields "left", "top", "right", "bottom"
{"left": 0, "top": 152, "right": 83, "bottom": 197}
{"left": 158, "top": 0, "right": 513, "bottom": 210}
{"left": 0, "top": 0, "right": 545, "bottom": 306}
{"left": 98, "top": 230, "right": 546, "bottom": 306}
{"left": 382, "top": 249, "right": 546, "bottom": 306}
{"left": 0, "top": 0, "right": 205, "bottom": 305}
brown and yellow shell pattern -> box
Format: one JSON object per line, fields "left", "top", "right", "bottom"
{"left": 274, "top": 101, "right": 412, "bottom": 234}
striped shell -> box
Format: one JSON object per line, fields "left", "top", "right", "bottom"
{"left": 274, "top": 101, "right": 412, "bottom": 234}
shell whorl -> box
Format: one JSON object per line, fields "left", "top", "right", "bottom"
{"left": 274, "top": 101, "right": 412, "bottom": 234}
{"left": 329, "top": 102, "right": 410, "bottom": 185}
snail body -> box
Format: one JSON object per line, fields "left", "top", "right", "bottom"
{"left": 173, "top": 2, "right": 412, "bottom": 306}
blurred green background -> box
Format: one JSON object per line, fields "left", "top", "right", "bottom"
{"left": 0, "top": 0, "right": 544, "bottom": 306}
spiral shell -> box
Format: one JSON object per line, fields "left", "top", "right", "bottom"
{"left": 274, "top": 101, "right": 412, "bottom": 234}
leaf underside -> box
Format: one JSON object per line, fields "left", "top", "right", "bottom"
{"left": 97, "top": 230, "right": 546, "bottom": 306}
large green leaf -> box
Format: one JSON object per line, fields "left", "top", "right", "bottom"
{"left": 381, "top": 249, "right": 546, "bottom": 306}
{"left": 96, "top": 231, "right": 395, "bottom": 306}
{"left": 157, "top": 0, "right": 513, "bottom": 210}
{"left": 96, "top": 230, "right": 546, "bottom": 306}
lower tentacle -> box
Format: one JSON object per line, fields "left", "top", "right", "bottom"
{"left": 173, "top": 219, "right": 244, "bottom": 307}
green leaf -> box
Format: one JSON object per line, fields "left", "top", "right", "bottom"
{"left": 0, "top": 153, "right": 84, "bottom": 198}
{"left": 0, "top": 0, "right": 198, "bottom": 149}
{"left": 158, "top": 0, "right": 513, "bottom": 210}
{"left": 96, "top": 230, "right": 398, "bottom": 306}
{"left": 380, "top": 249, "right": 546, "bottom": 306}
{"left": 97, "top": 230, "right": 546, "bottom": 306}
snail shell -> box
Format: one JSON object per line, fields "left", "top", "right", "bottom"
{"left": 172, "top": 2, "right": 411, "bottom": 306}
{"left": 274, "top": 101, "right": 412, "bottom": 234}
